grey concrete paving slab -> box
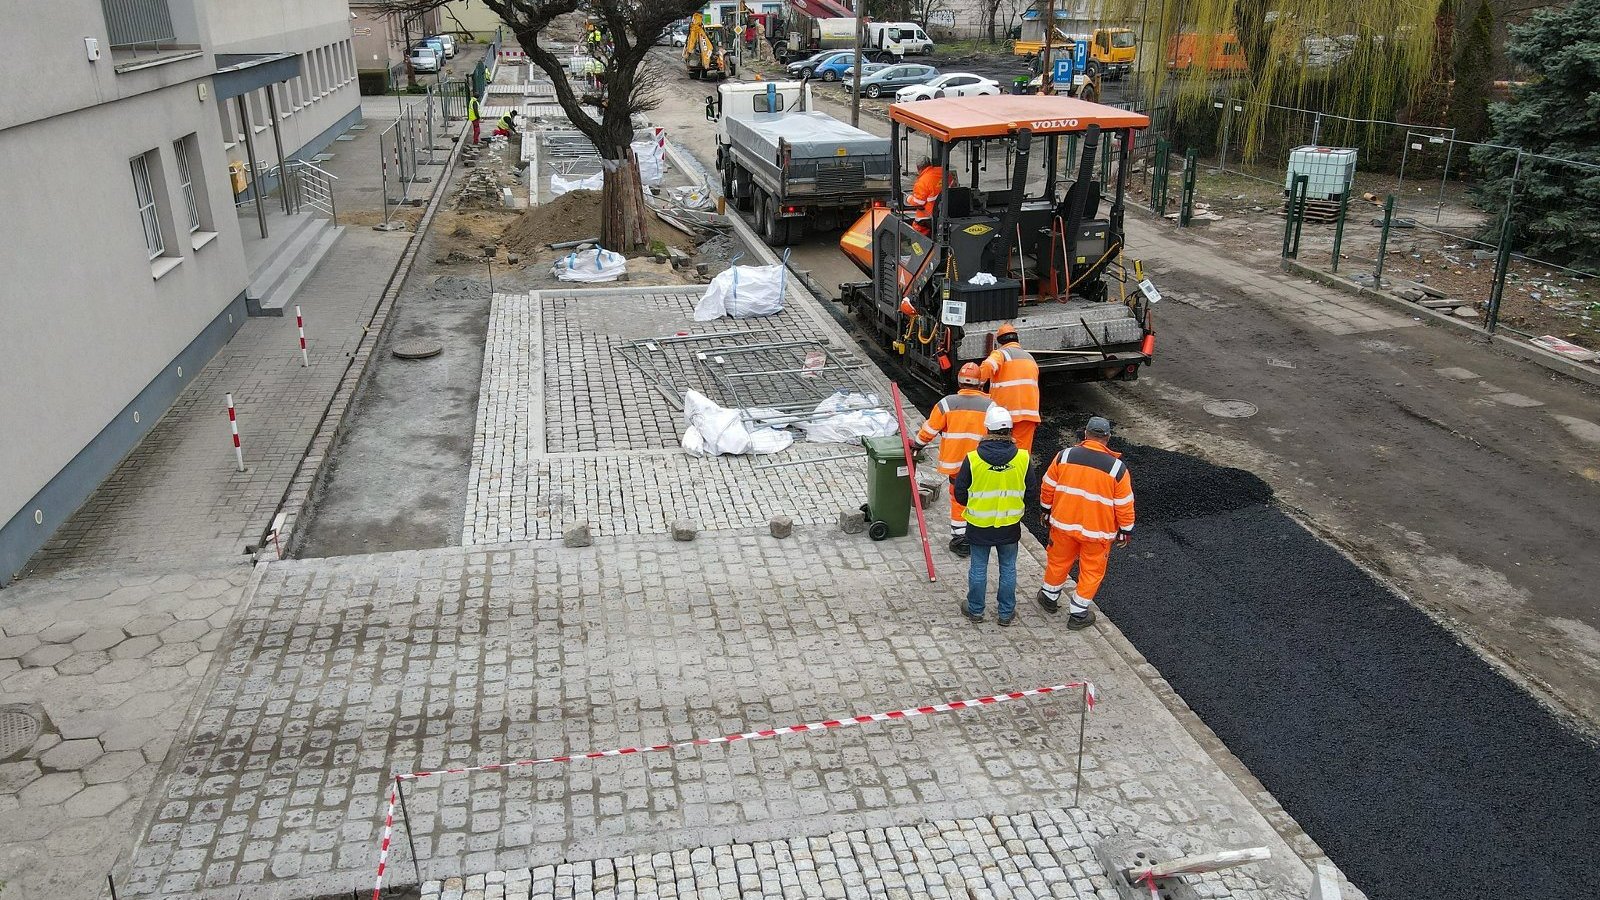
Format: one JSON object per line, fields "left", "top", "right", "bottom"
{"left": 127, "top": 532, "right": 1330, "bottom": 899}
{"left": 0, "top": 565, "right": 252, "bottom": 900}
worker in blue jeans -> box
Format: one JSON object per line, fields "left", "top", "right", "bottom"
{"left": 953, "top": 406, "right": 1029, "bottom": 626}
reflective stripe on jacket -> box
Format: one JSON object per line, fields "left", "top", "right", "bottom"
{"left": 963, "top": 448, "right": 1029, "bottom": 528}
{"left": 915, "top": 389, "right": 992, "bottom": 475}
{"left": 979, "top": 343, "right": 1040, "bottom": 423}
{"left": 1039, "top": 439, "right": 1134, "bottom": 542}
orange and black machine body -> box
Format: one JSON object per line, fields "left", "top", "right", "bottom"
{"left": 839, "top": 95, "right": 1159, "bottom": 390}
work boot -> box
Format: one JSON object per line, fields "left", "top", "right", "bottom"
{"left": 1067, "top": 608, "right": 1097, "bottom": 631}
{"left": 998, "top": 613, "right": 1015, "bottom": 627}
{"left": 961, "top": 606, "right": 982, "bottom": 624}
{"left": 948, "top": 536, "right": 970, "bottom": 558}
{"left": 1035, "top": 590, "right": 1058, "bottom": 614}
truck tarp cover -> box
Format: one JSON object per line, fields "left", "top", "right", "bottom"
{"left": 789, "top": 0, "right": 854, "bottom": 18}
{"left": 734, "top": 111, "right": 887, "bottom": 159}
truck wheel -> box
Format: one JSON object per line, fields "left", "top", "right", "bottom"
{"left": 721, "top": 160, "right": 734, "bottom": 203}
{"left": 759, "top": 192, "right": 780, "bottom": 244}
{"left": 733, "top": 168, "right": 753, "bottom": 212}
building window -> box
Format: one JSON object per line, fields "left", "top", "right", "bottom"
{"left": 173, "top": 138, "right": 200, "bottom": 232}
{"left": 131, "top": 152, "right": 164, "bottom": 259}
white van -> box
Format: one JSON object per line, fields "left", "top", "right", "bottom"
{"left": 867, "top": 22, "right": 935, "bottom": 58}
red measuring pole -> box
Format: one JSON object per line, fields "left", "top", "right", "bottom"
{"left": 296, "top": 305, "right": 308, "bottom": 366}
{"left": 890, "top": 382, "right": 936, "bottom": 582}
{"left": 226, "top": 393, "right": 244, "bottom": 471}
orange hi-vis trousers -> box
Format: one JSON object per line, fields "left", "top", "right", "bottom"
{"left": 1011, "top": 420, "right": 1037, "bottom": 455}
{"left": 1041, "top": 534, "right": 1111, "bottom": 615}
{"left": 948, "top": 477, "right": 966, "bottom": 537}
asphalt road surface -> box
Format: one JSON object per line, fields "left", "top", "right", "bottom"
{"left": 649, "top": 53, "right": 1600, "bottom": 900}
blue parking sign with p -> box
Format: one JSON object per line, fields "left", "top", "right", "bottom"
{"left": 1073, "top": 39, "right": 1089, "bottom": 72}
{"left": 1052, "top": 57, "right": 1072, "bottom": 84}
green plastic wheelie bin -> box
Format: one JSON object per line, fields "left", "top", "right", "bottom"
{"left": 861, "top": 435, "right": 912, "bottom": 541}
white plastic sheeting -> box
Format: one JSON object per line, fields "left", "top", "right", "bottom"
{"left": 797, "top": 391, "right": 898, "bottom": 443}
{"left": 550, "top": 171, "right": 605, "bottom": 196}
{"left": 680, "top": 390, "right": 795, "bottom": 456}
{"left": 553, "top": 248, "right": 627, "bottom": 282}
{"left": 693, "top": 263, "right": 787, "bottom": 321}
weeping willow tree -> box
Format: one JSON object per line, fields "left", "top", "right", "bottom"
{"left": 1099, "top": 0, "right": 1445, "bottom": 159}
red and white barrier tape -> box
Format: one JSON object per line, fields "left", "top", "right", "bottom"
{"left": 369, "top": 681, "right": 1095, "bottom": 897}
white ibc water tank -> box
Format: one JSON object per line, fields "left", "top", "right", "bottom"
{"left": 1285, "top": 146, "right": 1358, "bottom": 200}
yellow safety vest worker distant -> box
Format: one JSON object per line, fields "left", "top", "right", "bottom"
{"left": 962, "top": 450, "right": 1029, "bottom": 528}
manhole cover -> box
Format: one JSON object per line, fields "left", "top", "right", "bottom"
{"left": 0, "top": 708, "right": 42, "bottom": 760}
{"left": 392, "top": 340, "right": 443, "bottom": 360}
{"left": 1203, "top": 399, "right": 1258, "bottom": 418}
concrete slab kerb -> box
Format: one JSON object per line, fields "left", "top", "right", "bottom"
{"left": 662, "top": 135, "right": 1353, "bottom": 886}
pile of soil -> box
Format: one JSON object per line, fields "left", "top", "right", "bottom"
{"left": 500, "top": 190, "right": 692, "bottom": 257}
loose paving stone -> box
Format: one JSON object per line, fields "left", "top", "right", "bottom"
{"left": 838, "top": 509, "right": 867, "bottom": 534}
{"left": 769, "top": 516, "right": 793, "bottom": 539}
{"left": 563, "top": 522, "right": 593, "bottom": 548}
{"left": 672, "top": 520, "right": 699, "bottom": 541}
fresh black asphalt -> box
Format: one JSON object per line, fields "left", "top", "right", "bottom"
{"left": 1021, "top": 430, "right": 1600, "bottom": 899}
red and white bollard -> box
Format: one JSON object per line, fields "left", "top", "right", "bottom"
{"left": 296, "top": 305, "right": 309, "bottom": 366}
{"left": 226, "top": 393, "right": 244, "bottom": 472}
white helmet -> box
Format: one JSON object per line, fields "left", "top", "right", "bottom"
{"left": 984, "top": 405, "right": 1014, "bottom": 433}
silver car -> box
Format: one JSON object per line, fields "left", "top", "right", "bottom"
{"left": 843, "top": 63, "right": 938, "bottom": 98}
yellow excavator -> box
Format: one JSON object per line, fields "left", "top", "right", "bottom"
{"left": 684, "top": 13, "right": 734, "bottom": 80}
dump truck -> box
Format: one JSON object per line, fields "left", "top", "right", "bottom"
{"left": 772, "top": 0, "right": 857, "bottom": 60}
{"left": 1012, "top": 23, "right": 1136, "bottom": 80}
{"left": 838, "top": 94, "right": 1159, "bottom": 388}
{"left": 685, "top": 13, "right": 735, "bottom": 80}
{"left": 711, "top": 80, "right": 892, "bottom": 246}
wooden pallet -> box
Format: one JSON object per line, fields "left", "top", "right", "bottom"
{"left": 1279, "top": 197, "right": 1346, "bottom": 224}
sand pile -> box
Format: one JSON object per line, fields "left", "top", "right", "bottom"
{"left": 500, "top": 190, "right": 692, "bottom": 256}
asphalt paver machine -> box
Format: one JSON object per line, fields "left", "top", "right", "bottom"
{"left": 839, "top": 95, "right": 1159, "bottom": 389}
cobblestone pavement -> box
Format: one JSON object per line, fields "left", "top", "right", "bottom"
{"left": 0, "top": 565, "right": 252, "bottom": 900}
{"left": 463, "top": 288, "right": 884, "bottom": 545}
{"left": 125, "top": 530, "right": 1321, "bottom": 899}
{"left": 421, "top": 808, "right": 1276, "bottom": 900}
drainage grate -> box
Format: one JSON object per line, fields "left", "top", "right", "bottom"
{"left": 0, "top": 707, "right": 42, "bottom": 760}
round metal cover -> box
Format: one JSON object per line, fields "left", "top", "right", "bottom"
{"left": 0, "top": 708, "right": 42, "bottom": 760}
{"left": 392, "top": 340, "right": 444, "bottom": 360}
{"left": 1203, "top": 399, "right": 1258, "bottom": 419}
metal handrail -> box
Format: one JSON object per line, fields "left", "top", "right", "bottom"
{"left": 279, "top": 159, "right": 341, "bottom": 225}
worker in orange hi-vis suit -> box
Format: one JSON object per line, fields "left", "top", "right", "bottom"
{"left": 978, "top": 323, "right": 1041, "bottom": 454}
{"left": 911, "top": 363, "right": 993, "bottom": 558}
{"left": 906, "top": 157, "right": 950, "bottom": 231}
{"left": 1036, "top": 416, "right": 1134, "bottom": 630}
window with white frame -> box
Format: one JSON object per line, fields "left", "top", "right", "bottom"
{"left": 131, "top": 152, "right": 164, "bottom": 259}
{"left": 173, "top": 136, "right": 201, "bottom": 232}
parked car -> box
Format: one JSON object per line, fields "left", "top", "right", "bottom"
{"left": 844, "top": 63, "right": 938, "bottom": 98}
{"left": 410, "top": 46, "right": 440, "bottom": 74}
{"left": 785, "top": 49, "right": 852, "bottom": 80}
{"left": 434, "top": 34, "right": 457, "bottom": 57}
{"left": 417, "top": 37, "right": 446, "bottom": 64}
{"left": 840, "top": 63, "right": 891, "bottom": 79}
{"left": 668, "top": 22, "right": 690, "bottom": 46}
{"left": 895, "top": 73, "right": 1001, "bottom": 101}
{"left": 813, "top": 51, "right": 872, "bottom": 82}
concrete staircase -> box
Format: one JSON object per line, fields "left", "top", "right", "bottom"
{"left": 244, "top": 214, "right": 344, "bottom": 317}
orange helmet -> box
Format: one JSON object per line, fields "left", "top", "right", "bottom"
{"left": 995, "top": 323, "right": 1019, "bottom": 343}
{"left": 957, "top": 363, "right": 983, "bottom": 386}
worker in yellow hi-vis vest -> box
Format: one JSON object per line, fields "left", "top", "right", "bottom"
{"left": 467, "top": 94, "right": 482, "bottom": 144}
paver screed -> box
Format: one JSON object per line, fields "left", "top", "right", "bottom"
{"left": 123, "top": 530, "right": 1330, "bottom": 899}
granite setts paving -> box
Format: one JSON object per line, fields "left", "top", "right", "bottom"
{"left": 421, "top": 809, "right": 1275, "bottom": 900}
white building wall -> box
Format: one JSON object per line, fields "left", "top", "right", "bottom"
{"left": 0, "top": 77, "right": 247, "bottom": 526}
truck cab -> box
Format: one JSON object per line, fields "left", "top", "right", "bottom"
{"left": 867, "top": 21, "right": 935, "bottom": 58}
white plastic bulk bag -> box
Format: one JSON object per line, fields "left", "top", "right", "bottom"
{"left": 693, "top": 263, "right": 787, "bottom": 321}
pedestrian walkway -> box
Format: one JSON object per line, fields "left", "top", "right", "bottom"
{"left": 24, "top": 97, "right": 446, "bottom": 577}
{"left": 0, "top": 96, "right": 463, "bottom": 900}
{"left": 123, "top": 530, "right": 1322, "bottom": 900}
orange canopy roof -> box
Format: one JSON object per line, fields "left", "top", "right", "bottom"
{"left": 889, "top": 95, "right": 1150, "bottom": 141}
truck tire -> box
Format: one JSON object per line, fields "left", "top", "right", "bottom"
{"left": 721, "top": 158, "right": 734, "bottom": 202}
{"left": 758, "top": 191, "right": 779, "bottom": 244}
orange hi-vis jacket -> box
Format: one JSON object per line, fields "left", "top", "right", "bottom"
{"left": 907, "top": 166, "right": 947, "bottom": 219}
{"left": 915, "top": 389, "right": 993, "bottom": 476}
{"left": 1039, "top": 439, "right": 1135, "bottom": 542}
{"left": 979, "top": 343, "right": 1040, "bottom": 423}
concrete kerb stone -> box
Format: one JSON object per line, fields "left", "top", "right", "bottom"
{"left": 271, "top": 113, "right": 478, "bottom": 561}
{"left": 1280, "top": 259, "right": 1600, "bottom": 390}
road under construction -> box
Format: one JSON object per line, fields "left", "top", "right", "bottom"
{"left": 642, "top": 48, "right": 1600, "bottom": 900}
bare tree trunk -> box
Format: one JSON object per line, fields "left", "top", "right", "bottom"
{"left": 601, "top": 151, "right": 650, "bottom": 251}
